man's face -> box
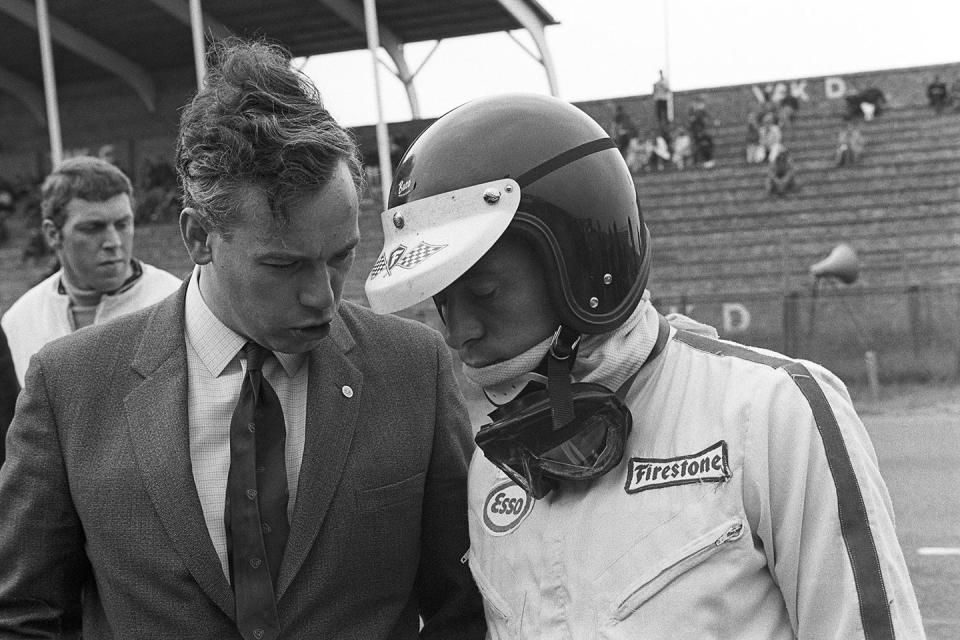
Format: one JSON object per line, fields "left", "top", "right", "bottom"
{"left": 434, "top": 234, "right": 560, "bottom": 368}
{"left": 46, "top": 194, "right": 135, "bottom": 292}
{"left": 197, "top": 161, "right": 360, "bottom": 354}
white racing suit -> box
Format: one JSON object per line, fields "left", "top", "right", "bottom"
{"left": 466, "top": 307, "right": 925, "bottom": 639}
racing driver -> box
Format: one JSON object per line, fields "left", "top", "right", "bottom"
{"left": 364, "top": 93, "right": 925, "bottom": 639}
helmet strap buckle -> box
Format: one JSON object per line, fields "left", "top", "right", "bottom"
{"left": 547, "top": 325, "right": 581, "bottom": 429}
{"left": 549, "top": 325, "right": 581, "bottom": 360}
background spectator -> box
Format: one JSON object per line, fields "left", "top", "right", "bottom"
{"left": 653, "top": 70, "right": 672, "bottom": 127}
{"left": 950, "top": 76, "right": 960, "bottom": 112}
{"left": 758, "top": 111, "right": 784, "bottom": 163}
{"left": 0, "top": 325, "right": 17, "bottom": 465}
{"left": 694, "top": 130, "right": 716, "bottom": 168}
{"left": 687, "top": 98, "right": 713, "bottom": 137}
{"left": 766, "top": 149, "right": 797, "bottom": 197}
{"left": 836, "top": 122, "right": 866, "bottom": 167}
{"left": 779, "top": 91, "right": 800, "bottom": 126}
{"left": 612, "top": 104, "right": 637, "bottom": 155}
{"left": 845, "top": 86, "right": 887, "bottom": 121}
{"left": 0, "top": 157, "right": 182, "bottom": 386}
{"left": 672, "top": 127, "right": 693, "bottom": 170}
{"left": 745, "top": 111, "right": 765, "bottom": 163}
{"left": 649, "top": 130, "right": 671, "bottom": 171}
{"left": 0, "top": 184, "right": 12, "bottom": 247}
{"left": 927, "top": 75, "right": 948, "bottom": 114}
{"left": 624, "top": 135, "right": 650, "bottom": 173}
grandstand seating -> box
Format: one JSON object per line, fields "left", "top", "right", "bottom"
{"left": 3, "top": 105, "right": 956, "bottom": 316}
{"left": 638, "top": 105, "right": 960, "bottom": 298}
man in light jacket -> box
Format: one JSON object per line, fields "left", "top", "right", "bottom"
{"left": 1, "top": 156, "right": 180, "bottom": 386}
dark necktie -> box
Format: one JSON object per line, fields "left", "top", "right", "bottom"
{"left": 225, "top": 342, "right": 290, "bottom": 640}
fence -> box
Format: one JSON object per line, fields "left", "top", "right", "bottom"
{"left": 652, "top": 283, "right": 960, "bottom": 384}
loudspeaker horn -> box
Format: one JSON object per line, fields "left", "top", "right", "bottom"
{"left": 810, "top": 242, "right": 859, "bottom": 284}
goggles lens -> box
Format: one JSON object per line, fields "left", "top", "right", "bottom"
{"left": 539, "top": 414, "right": 609, "bottom": 467}
{"left": 475, "top": 383, "right": 631, "bottom": 498}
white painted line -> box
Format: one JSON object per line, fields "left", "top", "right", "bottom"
{"left": 916, "top": 547, "right": 960, "bottom": 556}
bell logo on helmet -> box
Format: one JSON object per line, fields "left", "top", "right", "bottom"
{"left": 396, "top": 177, "right": 414, "bottom": 197}
{"left": 482, "top": 480, "right": 534, "bottom": 536}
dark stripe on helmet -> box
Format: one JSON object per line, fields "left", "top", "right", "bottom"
{"left": 514, "top": 137, "right": 618, "bottom": 189}
{"left": 673, "top": 330, "right": 895, "bottom": 640}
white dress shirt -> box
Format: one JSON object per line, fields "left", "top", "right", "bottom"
{"left": 183, "top": 267, "right": 308, "bottom": 578}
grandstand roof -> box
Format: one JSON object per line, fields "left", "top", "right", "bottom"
{"left": 0, "top": 0, "right": 556, "bottom": 99}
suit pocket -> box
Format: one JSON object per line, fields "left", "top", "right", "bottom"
{"left": 611, "top": 517, "right": 744, "bottom": 622}
{"left": 467, "top": 550, "right": 525, "bottom": 639}
{"left": 355, "top": 471, "right": 425, "bottom": 512}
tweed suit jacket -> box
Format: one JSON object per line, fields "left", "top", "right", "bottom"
{"left": 0, "top": 283, "right": 485, "bottom": 639}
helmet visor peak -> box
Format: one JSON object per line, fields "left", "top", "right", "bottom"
{"left": 365, "top": 178, "right": 521, "bottom": 314}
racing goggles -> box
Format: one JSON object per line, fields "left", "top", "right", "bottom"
{"left": 475, "top": 382, "right": 633, "bottom": 500}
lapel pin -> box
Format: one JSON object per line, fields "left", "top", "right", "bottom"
{"left": 341, "top": 385, "right": 354, "bottom": 398}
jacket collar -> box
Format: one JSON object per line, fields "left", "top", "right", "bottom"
{"left": 125, "top": 281, "right": 362, "bottom": 613}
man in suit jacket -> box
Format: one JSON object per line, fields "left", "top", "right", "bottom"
{"left": 0, "top": 38, "right": 484, "bottom": 639}
{"left": 0, "top": 325, "right": 17, "bottom": 464}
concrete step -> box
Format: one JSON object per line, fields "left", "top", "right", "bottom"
{"left": 643, "top": 174, "right": 960, "bottom": 211}
{"left": 655, "top": 230, "right": 960, "bottom": 267}
{"left": 649, "top": 251, "right": 960, "bottom": 295}
{"left": 636, "top": 154, "right": 960, "bottom": 195}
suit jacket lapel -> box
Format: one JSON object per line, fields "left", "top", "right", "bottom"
{"left": 277, "top": 312, "right": 362, "bottom": 599}
{"left": 123, "top": 284, "right": 235, "bottom": 618}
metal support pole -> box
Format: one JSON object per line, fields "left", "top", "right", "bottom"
{"left": 36, "top": 0, "right": 62, "bottom": 167}
{"left": 189, "top": 0, "right": 207, "bottom": 88}
{"left": 662, "top": 0, "right": 673, "bottom": 122}
{"left": 864, "top": 350, "right": 880, "bottom": 402}
{"left": 363, "top": 0, "right": 393, "bottom": 211}
{"left": 782, "top": 291, "right": 801, "bottom": 357}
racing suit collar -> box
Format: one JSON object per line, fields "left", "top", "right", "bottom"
{"left": 465, "top": 293, "right": 659, "bottom": 406}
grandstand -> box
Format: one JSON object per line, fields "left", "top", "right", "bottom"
{"left": 350, "top": 63, "right": 960, "bottom": 382}
{"left": 640, "top": 102, "right": 960, "bottom": 382}
{"left": 2, "top": 62, "right": 958, "bottom": 382}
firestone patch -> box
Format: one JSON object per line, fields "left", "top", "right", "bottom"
{"left": 625, "top": 440, "right": 730, "bottom": 494}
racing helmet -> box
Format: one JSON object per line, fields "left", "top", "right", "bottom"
{"left": 365, "top": 93, "right": 651, "bottom": 334}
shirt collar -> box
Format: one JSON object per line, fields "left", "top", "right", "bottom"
{"left": 56, "top": 259, "right": 143, "bottom": 299}
{"left": 184, "top": 266, "right": 306, "bottom": 378}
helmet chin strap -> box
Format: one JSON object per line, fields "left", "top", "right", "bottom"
{"left": 547, "top": 325, "right": 582, "bottom": 429}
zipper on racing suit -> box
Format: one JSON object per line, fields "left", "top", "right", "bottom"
{"left": 613, "top": 518, "right": 745, "bottom": 621}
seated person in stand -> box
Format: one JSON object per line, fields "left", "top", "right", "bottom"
{"left": 835, "top": 123, "right": 866, "bottom": 167}
{"left": 766, "top": 149, "right": 797, "bottom": 196}
{"left": 927, "top": 75, "right": 948, "bottom": 114}
{"left": 671, "top": 127, "right": 693, "bottom": 170}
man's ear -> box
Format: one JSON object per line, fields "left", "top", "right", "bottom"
{"left": 180, "top": 208, "right": 214, "bottom": 265}
{"left": 41, "top": 219, "right": 61, "bottom": 251}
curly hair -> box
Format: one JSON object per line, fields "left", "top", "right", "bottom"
{"left": 41, "top": 156, "right": 133, "bottom": 228}
{"left": 175, "top": 38, "right": 363, "bottom": 232}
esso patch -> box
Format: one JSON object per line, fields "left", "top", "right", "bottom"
{"left": 482, "top": 481, "right": 534, "bottom": 536}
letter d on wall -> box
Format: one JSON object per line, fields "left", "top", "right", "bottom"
{"left": 722, "top": 303, "right": 751, "bottom": 333}
{"left": 824, "top": 77, "right": 847, "bottom": 99}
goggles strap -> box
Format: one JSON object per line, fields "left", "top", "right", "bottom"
{"left": 547, "top": 325, "right": 581, "bottom": 429}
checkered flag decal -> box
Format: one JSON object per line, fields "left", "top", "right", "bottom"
{"left": 368, "top": 252, "right": 387, "bottom": 279}
{"left": 392, "top": 242, "right": 446, "bottom": 270}
{"left": 369, "top": 242, "right": 447, "bottom": 280}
